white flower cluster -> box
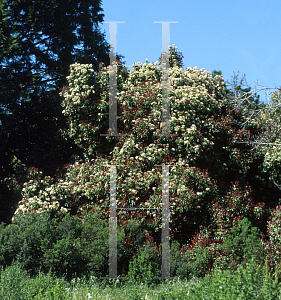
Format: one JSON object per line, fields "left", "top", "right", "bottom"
{"left": 60, "top": 63, "right": 95, "bottom": 109}
{"left": 12, "top": 177, "right": 69, "bottom": 223}
{"left": 11, "top": 159, "right": 113, "bottom": 222}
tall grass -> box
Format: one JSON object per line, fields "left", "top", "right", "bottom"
{"left": 0, "top": 257, "right": 280, "bottom": 299}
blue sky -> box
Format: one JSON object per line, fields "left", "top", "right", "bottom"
{"left": 100, "top": 0, "right": 281, "bottom": 103}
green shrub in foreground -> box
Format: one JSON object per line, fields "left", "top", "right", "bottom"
{"left": 126, "top": 241, "right": 161, "bottom": 285}
{"left": 188, "top": 256, "right": 280, "bottom": 300}
{"left": 0, "top": 211, "right": 58, "bottom": 276}
{"left": 0, "top": 256, "right": 280, "bottom": 299}
{"left": 0, "top": 261, "right": 68, "bottom": 300}
{"left": 170, "top": 238, "right": 214, "bottom": 281}
{"left": 212, "top": 217, "right": 265, "bottom": 275}
{"left": 0, "top": 210, "right": 128, "bottom": 281}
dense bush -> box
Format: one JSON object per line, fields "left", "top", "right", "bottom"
{"left": 0, "top": 261, "right": 69, "bottom": 300}
{"left": 9, "top": 45, "right": 281, "bottom": 281}
{"left": 212, "top": 217, "right": 265, "bottom": 274}
{"left": 0, "top": 211, "right": 58, "bottom": 274}
{"left": 126, "top": 241, "right": 161, "bottom": 285}
{"left": 167, "top": 216, "right": 265, "bottom": 281}
{"left": 170, "top": 226, "right": 219, "bottom": 280}
{"left": 1, "top": 207, "right": 171, "bottom": 282}
{"left": 191, "top": 257, "right": 280, "bottom": 299}
{"left": 170, "top": 240, "right": 192, "bottom": 279}
{"left": 1, "top": 210, "right": 132, "bottom": 281}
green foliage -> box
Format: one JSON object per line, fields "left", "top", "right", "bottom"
{"left": 170, "top": 240, "right": 190, "bottom": 279}
{"left": 186, "top": 246, "right": 214, "bottom": 279}
{"left": 0, "top": 211, "right": 57, "bottom": 272}
{"left": 126, "top": 241, "right": 161, "bottom": 285}
{"left": 43, "top": 210, "right": 112, "bottom": 281}
{"left": 43, "top": 236, "right": 85, "bottom": 281}
{"left": 0, "top": 210, "right": 128, "bottom": 281}
{"left": 263, "top": 205, "right": 281, "bottom": 278}
{"left": 158, "top": 44, "right": 185, "bottom": 68}
{"left": 191, "top": 257, "right": 280, "bottom": 300}
{"left": 0, "top": 261, "right": 68, "bottom": 299}
{"left": 175, "top": 228, "right": 218, "bottom": 280}
{"left": 0, "top": 256, "right": 280, "bottom": 299}
{"left": 118, "top": 219, "right": 153, "bottom": 276}
{"left": 169, "top": 217, "right": 264, "bottom": 282}
{"left": 213, "top": 217, "right": 265, "bottom": 274}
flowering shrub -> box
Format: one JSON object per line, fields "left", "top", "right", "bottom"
{"left": 253, "top": 89, "right": 281, "bottom": 187}
{"left": 60, "top": 60, "right": 128, "bottom": 158}
{"left": 12, "top": 168, "right": 69, "bottom": 223}
{"left": 11, "top": 46, "right": 271, "bottom": 276}
{"left": 11, "top": 158, "right": 114, "bottom": 223}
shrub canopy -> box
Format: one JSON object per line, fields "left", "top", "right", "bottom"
{"left": 12, "top": 46, "right": 271, "bottom": 247}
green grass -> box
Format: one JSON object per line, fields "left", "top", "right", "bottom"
{"left": 0, "top": 258, "right": 281, "bottom": 299}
